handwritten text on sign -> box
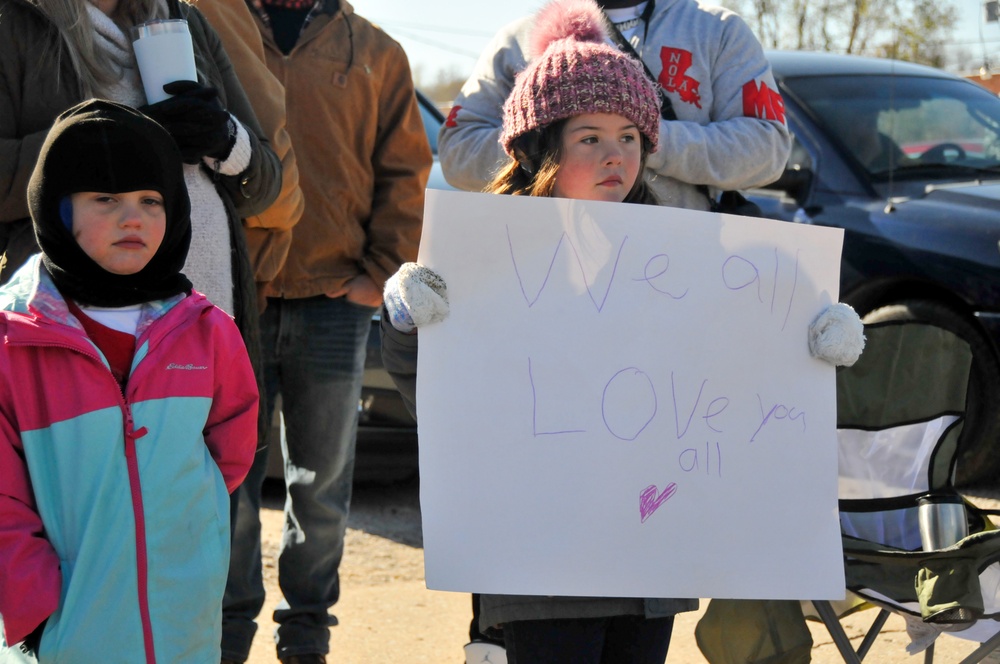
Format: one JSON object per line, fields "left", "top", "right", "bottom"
{"left": 416, "top": 190, "right": 846, "bottom": 600}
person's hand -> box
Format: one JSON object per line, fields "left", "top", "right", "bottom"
{"left": 383, "top": 263, "right": 449, "bottom": 334}
{"left": 140, "top": 81, "right": 235, "bottom": 164}
{"left": 808, "top": 302, "right": 865, "bottom": 366}
{"left": 342, "top": 274, "right": 382, "bottom": 308}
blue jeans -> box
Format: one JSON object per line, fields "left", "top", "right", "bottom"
{"left": 222, "top": 296, "right": 374, "bottom": 661}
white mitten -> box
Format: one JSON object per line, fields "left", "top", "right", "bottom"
{"left": 383, "top": 262, "right": 449, "bottom": 334}
{"left": 808, "top": 303, "right": 865, "bottom": 366}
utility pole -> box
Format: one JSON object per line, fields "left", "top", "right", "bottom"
{"left": 983, "top": 0, "right": 998, "bottom": 79}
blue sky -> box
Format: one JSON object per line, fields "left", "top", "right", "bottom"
{"left": 363, "top": 1, "right": 543, "bottom": 84}
{"left": 362, "top": 0, "right": 1000, "bottom": 83}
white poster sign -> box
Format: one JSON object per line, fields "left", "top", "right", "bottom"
{"left": 416, "top": 189, "right": 847, "bottom": 600}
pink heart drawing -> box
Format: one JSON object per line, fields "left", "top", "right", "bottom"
{"left": 639, "top": 482, "right": 677, "bottom": 523}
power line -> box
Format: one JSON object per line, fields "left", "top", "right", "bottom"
{"left": 943, "top": 37, "right": 1000, "bottom": 46}
{"left": 383, "top": 25, "right": 484, "bottom": 60}
{"left": 371, "top": 18, "right": 496, "bottom": 38}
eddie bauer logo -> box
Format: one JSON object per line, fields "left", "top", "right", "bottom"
{"left": 167, "top": 363, "right": 208, "bottom": 370}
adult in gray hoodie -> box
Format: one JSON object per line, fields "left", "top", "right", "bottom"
{"left": 438, "top": 0, "right": 791, "bottom": 211}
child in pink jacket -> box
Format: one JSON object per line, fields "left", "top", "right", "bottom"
{"left": 0, "top": 99, "right": 258, "bottom": 663}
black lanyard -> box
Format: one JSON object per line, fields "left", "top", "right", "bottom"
{"left": 602, "top": 2, "right": 677, "bottom": 121}
{"left": 603, "top": 3, "right": 760, "bottom": 214}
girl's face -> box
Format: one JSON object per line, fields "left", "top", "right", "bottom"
{"left": 553, "top": 113, "right": 642, "bottom": 203}
{"left": 71, "top": 190, "right": 166, "bottom": 275}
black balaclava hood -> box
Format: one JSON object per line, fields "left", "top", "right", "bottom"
{"left": 28, "top": 99, "right": 192, "bottom": 307}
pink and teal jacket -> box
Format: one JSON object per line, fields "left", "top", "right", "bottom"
{"left": 0, "top": 256, "right": 258, "bottom": 663}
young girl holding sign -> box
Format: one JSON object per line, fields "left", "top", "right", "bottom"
{"left": 380, "top": 0, "right": 864, "bottom": 661}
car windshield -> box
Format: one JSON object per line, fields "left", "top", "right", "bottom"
{"left": 782, "top": 74, "right": 1000, "bottom": 181}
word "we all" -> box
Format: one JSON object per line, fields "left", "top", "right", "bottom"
{"left": 506, "top": 226, "right": 801, "bottom": 330}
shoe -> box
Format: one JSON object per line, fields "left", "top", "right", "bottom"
{"left": 464, "top": 641, "right": 507, "bottom": 664}
{"left": 280, "top": 656, "right": 327, "bottom": 664}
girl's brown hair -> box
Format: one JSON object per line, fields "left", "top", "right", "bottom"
{"left": 485, "top": 120, "right": 659, "bottom": 206}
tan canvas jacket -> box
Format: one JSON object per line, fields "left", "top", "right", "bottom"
{"left": 251, "top": 0, "right": 432, "bottom": 299}
{"left": 196, "top": 0, "right": 304, "bottom": 303}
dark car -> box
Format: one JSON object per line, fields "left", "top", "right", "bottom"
{"left": 264, "top": 90, "right": 447, "bottom": 483}
{"left": 747, "top": 51, "right": 1000, "bottom": 485}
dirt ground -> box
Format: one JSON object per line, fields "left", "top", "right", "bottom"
{"left": 244, "top": 479, "right": 1000, "bottom": 663}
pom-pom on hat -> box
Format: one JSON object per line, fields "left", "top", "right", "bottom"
{"left": 500, "top": 0, "right": 660, "bottom": 157}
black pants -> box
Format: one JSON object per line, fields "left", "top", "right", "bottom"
{"left": 470, "top": 594, "right": 505, "bottom": 645}
{"left": 503, "top": 615, "right": 674, "bottom": 664}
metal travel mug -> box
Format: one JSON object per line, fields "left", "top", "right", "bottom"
{"left": 917, "top": 493, "right": 968, "bottom": 551}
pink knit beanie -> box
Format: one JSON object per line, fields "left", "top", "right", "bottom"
{"left": 500, "top": 0, "right": 660, "bottom": 157}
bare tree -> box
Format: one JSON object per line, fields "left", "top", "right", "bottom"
{"left": 415, "top": 65, "right": 468, "bottom": 109}
{"left": 725, "top": 0, "right": 957, "bottom": 65}
{"left": 876, "top": 0, "right": 957, "bottom": 66}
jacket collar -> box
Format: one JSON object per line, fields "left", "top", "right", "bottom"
{"left": 246, "top": 0, "right": 353, "bottom": 45}
{"left": 316, "top": 0, "right": 346, "bottom": 16}
{"left": 0, "top": 255, "right": 190, "bottom": 344}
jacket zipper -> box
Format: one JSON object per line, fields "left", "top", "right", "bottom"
{"left": 123, "top": 404, "right": 154, "bottom": 664}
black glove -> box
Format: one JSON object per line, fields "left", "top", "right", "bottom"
{"left": 140, "top": 80, "right": 236, "bottom": 164}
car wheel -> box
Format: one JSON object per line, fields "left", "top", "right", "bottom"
{"left": 862, "top": 300, "right": 1000, "bottom": 487}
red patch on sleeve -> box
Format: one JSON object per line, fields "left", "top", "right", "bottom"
{"left": 742, "top": 80, "right": 786, "bottom": 124}
{"left": 658, "top": 47, "right": 702, "bottom": 109}
{"left": 444, "top": 105, "right": 461, "bottom": 128}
